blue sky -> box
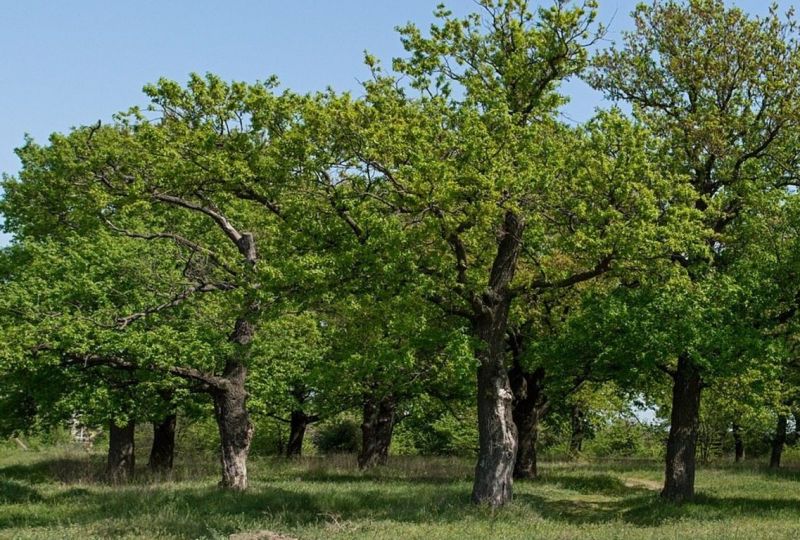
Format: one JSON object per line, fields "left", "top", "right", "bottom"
{"left": 0, "top": 0, "right": 793, "bottom": 245}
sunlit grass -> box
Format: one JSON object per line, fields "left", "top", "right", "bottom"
{"left": 1, "top": 447, "right": 799, "bottom": 539}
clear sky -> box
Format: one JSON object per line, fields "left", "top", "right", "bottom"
{"left": 0, "top": 0, "right": 793, "bottom": 245}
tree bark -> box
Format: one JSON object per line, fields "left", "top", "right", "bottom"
{"left": 510, "top": 365, "right": 546, "bottom": 479}
{"left": 107, "top": 419, "right": 135, "bottom": 481}
{"left": 213, "top": 357, "right": 253, "bottom": 491}
{"left": 470, "top": 211, "right": 523, "bottom": 507}
{"left": 769, "top": 414, "right": 787, "bottom": 469}
{"left": 286, "top": 409, "right": 309, "bottom": 458}
{"left": 732, "top": 422, "right": 744, "bottom": 463}
{"left": 148, "top": 413, "right": 176, "bottom": 472}
{"left": 358, "top": 394, "right": 396, "bottom": 469}
{"left": 569, "top": 404, "right": 586, "bottom": 456}
{"left": 661, "top": 355, "right": 703, "bottom": 502}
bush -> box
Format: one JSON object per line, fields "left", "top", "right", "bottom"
{"left": 313, "top": 418, "right": 360, "bottom": 454}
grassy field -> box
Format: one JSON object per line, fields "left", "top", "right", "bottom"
{"left": 1, "top": 447, "right": 799, "bottom": 539}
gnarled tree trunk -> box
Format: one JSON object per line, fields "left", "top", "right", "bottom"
{"left": 471, "top": 211, "right": 524, "bottom": 507}
{"left": 510, "top": 365, "right": 546, "bottom": 479}
{"left": 661, "top": 355, "right": 702, "bottom": 502}
{"left": 732, "top": 422, "right": 744, "bottom": 463}
{"left": 358, "top": 394, "right": 396, "bottom": 469}
{"left": 213, "top": 353, "right": 253, "bottom": 491}
{"left": 149, "top": 413, "right": 176, "bottom": 472}
{"left": 286, "top": 409, "right": 309, "bottom": 458}
{"left": 769, "top": 414, "right": 787, "bottom": 469}
{"left": 107, "top": 419, "right": 135, "bottom": 482}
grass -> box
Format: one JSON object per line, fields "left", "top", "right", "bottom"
{"left": 1, "top": 447, "right": 799, "bottom": 539}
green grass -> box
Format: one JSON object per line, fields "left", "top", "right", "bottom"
{"left": 1, "top": 448, "right": 799, "bottom": 539}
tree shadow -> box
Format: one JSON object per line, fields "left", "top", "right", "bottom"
{"left": 517, "top": 489, "right": 800, "bottom": 528}
{"left": 0, "top": 482, "right": 476, "bottom": 536}
{"left": 533, "top": 471, "right": 654, "bottom": 496}
{"left": 0, "top": 478, "right": 42, "bottom": 503}
{"left": 0, "top": 456, "right": 103, "bottom": 485}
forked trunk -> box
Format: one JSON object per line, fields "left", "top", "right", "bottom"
{"left": 661, "top": 355, "right": 702, "bottom": 502}
{"left": 149, "top": 414, "right": 176, "bottom": 472}
{"left": 286, "top": 410, "right": 309, "bottom": 458}
{"left": 358, "top": 394, "right": 396, "bottom": 469}
{"left": 107, "top": 419, "right": 135, "bottom": 482}
{"left": 510, "top": 365, "right": 546, "bottom": 479}
{"left": 569, "top": 404, "right": 586, "bottom": 456}
{"left": 732, "top": 422, "right": 744, "bottom": 463}
{"left": 769, "top": 414, "right": 787, "bottom": 469}
{"left": 213, "top": 359, "right": 253, "bottom": 491}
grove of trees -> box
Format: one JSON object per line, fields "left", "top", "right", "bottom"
{"left": 2, "top": 0, "right": 800, "bottom": 508}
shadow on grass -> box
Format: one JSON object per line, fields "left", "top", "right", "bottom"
{"left": 534, "top": 471, "right": 653, "bottom": 496}
{"left": 0, "top": 478, "right": 42, "bottom": 503}
{"left": 3, "top": 456, "right": 800, "bottom": 536}
{"left": 517, "top": 490, "right": 800, "bottom": 528}
{"left": 0, "top": 456, "right": 103, "bottom": 485}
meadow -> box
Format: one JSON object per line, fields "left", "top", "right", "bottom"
{"left": 1, "top": 446, "right": 799, "bottom": 540}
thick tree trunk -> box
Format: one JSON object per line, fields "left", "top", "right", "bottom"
{"left": 569, "top": 404, "right": 586, "bottom": 456}
{"left": 769, "top": 414, "right": 787, "bottom": 469}
{"left": 471, "top": 211, "right": 524, "bottom": 507}
{"left": 213, "top": 358, "right": 253, "bottom": 491}
{"left": 107, "top": 420, "right": 135, "bottom": 481}
{"left": 286, "top": 410, "right": 309, "bottom": 458}
{"left": 661, "top": 355, "right": 703, "bottom": 502}
{"left": 510, "top": 365, "right": 546, "bottom": 479}
{"left": 149, "top": 414, "right": 176, "bottom": 472}
{"left": 358, "top": 395, "right": 396, "bottom": 469}
{"left": 732, "top": 422, "right": 744, "bottom": 463}
{"left": 473, "top": 360, "right": 517, "bottom": 505}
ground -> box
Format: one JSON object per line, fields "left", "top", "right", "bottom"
{"left": 1, "top": 448, "right": 799, "bottom": 539}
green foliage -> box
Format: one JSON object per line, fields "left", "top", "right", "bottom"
{"left": 313, "top": 417, "right": 361, "bottom": 454}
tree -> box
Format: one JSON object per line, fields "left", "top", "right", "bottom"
{"left": 0, "top": 75, "right": 369, "bottom": 489}
{"left": 337, "top": 0, "right": 697, "bottom": 505}
{"left": 591, "top": 0, "right": 800, "bottom": 501}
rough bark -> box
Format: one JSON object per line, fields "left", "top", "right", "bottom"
{"left": 509, "top": 365, "right": 547, "bottom": 479}
{"left": 358, "top": 394, "right": 396, "bottom": 469}
{"left": 732, "top": 422, "right": 744, "bottom": 463}
{"left": 107, "top": 420, "right": 135, "bottom": 482}
{"left": 769, "top": 414, "right": 787, "bottom": 469}
{"left": 661, "top": 355, "right": 702, "bottom": 502}
{"left": 149, "top": 414, "right": 176, "bottom": 472}
{"left": 471, "top": 211, "right": 524, "bottom": 507}
{"left": 569, "top": 404, "right": 586, "bottom": 456}
{"left": 286, "top": 410, "right": 309, "bottom": 458}
{"left": 213, "top": 355, "right": 253, "bottom": 491}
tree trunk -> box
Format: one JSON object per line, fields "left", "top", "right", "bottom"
{"left": 732, "top": 422, "right": 744, "bottom": 463}
{"left": 569, "top": 404, "right": 586, "bottom": 456}
{"left": 471, "top": 211, "right": 523, "bottom": 507}
{"left": 213, "top": 358, "right": 253, "bottom": 491}
{"left": 358, "top": 394, "right": 396, "bottom": 469}
{"left": 769, "top": 414, "right": 787, "bottom": 469}
{"left": 107, "top": 419, "right": 135, "bottom": 482}
{"left": 661, "top": 355, "right": 702, "bottom": 502}
{"left": 510, "top": 365, "right": 546, "bottom": 479}
{"left": 286, "top": 410, "right": 309, "bottom": 458}
{"left": 148, "top": 414, "right": 176, "bottom": 472}
{"left": 473, "top": 359, "right": 517, "bottom": 506}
